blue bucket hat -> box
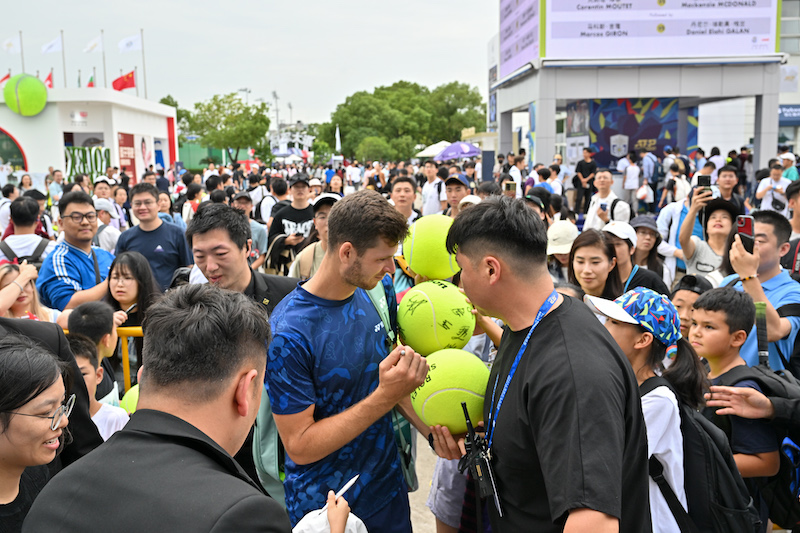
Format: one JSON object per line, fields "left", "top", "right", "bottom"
{"left": 585, "top": 287, "right": 681, "bottom": 356}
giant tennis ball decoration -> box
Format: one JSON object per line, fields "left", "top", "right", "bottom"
{"left": 411, "top": 349, "right": 489, "bottom": 435}
{"left": 3, "top": 74, "right": 48, "bottom": 117}
{"left": 403, "top": 214, "right": 459, "bottom": 280}
{"left": 398, "top": 280, "right": 475, "bottom": 356}
{"left": 119, "top": 384, "right": 139, "bottom": 415}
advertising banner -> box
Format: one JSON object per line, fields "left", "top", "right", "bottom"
{"left": 134, "top": 134, "right": 155, "bottom": 182}
{"left": 499, "top": 0, "right": 539, "bottom": 78}
{"left": 545, "top": 0, "right": 777, "bottom": 60}
{"left": 118, "top": 133, "right": 136, "bottom": 183}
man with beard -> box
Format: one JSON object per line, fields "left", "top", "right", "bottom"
{"left": 266, "top": 190, "right": 432, "bottom": 531}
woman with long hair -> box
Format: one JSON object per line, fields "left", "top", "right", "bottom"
{"left": 587, "top": 288, "right": 707, "bottom": 532}
{"left": 157, "top": 191, "right": 186, "bottom": 230}
{"left": 0, "top": 263, "right": 62, "bottom": 325}
{"left": 630, "top": 216, "right": 671, "bottom": 288}
{"left": 325, "top": 175, "right": 344, "bottom": 197}
{"left": 18, "top": 174, "right": 33, "bottom": 194}
{"left": 104, "top": 252, "right": 160, "bottom": 380}
{"left": 568, "top": 229, "right": 623, "bottom": 301}
{"left": 0, "top": 334, "right": 71, "bottom": 532}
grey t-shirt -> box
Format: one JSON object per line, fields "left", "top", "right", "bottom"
{"left": 685, "top": 236, "right": 722, "bottom": 275}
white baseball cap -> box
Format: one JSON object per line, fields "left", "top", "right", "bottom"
{"left": 603, "top": 221, "right": 638, "bottom": 248}
{"left": 546, "top": 220, "right": 579, "bottom": 255}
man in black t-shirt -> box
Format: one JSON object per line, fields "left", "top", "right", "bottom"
{"left": 432, "top": 197, "right": 651, "bottom": 532}
{"left": 574, "top": 148, "right": 597, "bottom": 214}
{"left": 267, "top": 174, "right": 315, "bottom": 246}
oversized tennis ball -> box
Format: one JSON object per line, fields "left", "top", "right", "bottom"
{"left": 398, "top": 280, "right": 475, "bottom": 356}
{"left": 119, "top": 384, "right": 139, "bottom": 414}
{"left": 3, "top": 74, "right": 48, "bottom": 117}
{"left": 403, "top": 214, "right": 459, "bottom": 280}
{"left": 411, "top": 349, "right": 489, "bottom": 434}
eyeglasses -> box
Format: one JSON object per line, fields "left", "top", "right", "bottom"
{"left": 64, "top": 212, "right": 97, "bottom": 223}
{"left": 132, "top": 200, "right": 156, "bottom": 208}
{"left": 5, "top": 394, "right": 76, "bottom": 431}
{"left": 110, "top": 275, "right": 136, "bottom": 284}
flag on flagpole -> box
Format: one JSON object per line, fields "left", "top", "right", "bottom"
{"left": 41, "top": 35, "right": 62, "bottom": 55}
{"left": 0, "top": 72, "right": 10, "bottom": 87}
{"left": 87, "top": 75, "right": 95, "bottom": 88}
{"left": 83, "top": 35, "right": 102, "bottom": 53}
{"left": 2, "top": 35, "right": 20, "bottom": 54}
{"left": 118, "top": 35, "right": 142, "bottom": 53}
{"left": 77, "top": 71, "right": 81, "bottom": 88}
{"left": 112, "top": 70, "right": 135, "bottom": 91}
{"left": 335, "top": 125, "right": 342, "bottom": 153}
{"left": 44, "top": 72, "right": 53, "bottom": 88}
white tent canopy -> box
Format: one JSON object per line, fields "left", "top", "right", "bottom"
{"left": 415, "top": 140, "right": 451, "bottom": 158}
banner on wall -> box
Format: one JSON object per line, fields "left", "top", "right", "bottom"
{"left": 134, "top": 135, "right": 155, "bottom": 181}
{"left": 545, "top": 0, "right": 778, "bottom": 60}
{"left": 588, "top": 98, "right": 679, "bottom": 169}
{"left": 118, "top": 133, "right": 136, "bottom": 183}
{"left": 499, "top": 0, "right": 539, "bottom": 79}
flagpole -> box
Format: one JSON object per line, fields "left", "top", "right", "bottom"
{"left": 101, "top": 30, "right": 107, "bottom": 88}
{"left": 140, "top": 29, "right": 147, "bottom": 99}
{"left": 18, "top": 31, "right": 24, "bottom": 72}
{"left": 60, "top": 30, "right": 66, "bottom": 87}
{"left": 135, "top": 66, "right": 139, "bottom": 97}
{"left": 78, "top": 69, "right": 81, "bottom": 89}
{"left": 93, "top": 67, "right": 96, "bottom": 87}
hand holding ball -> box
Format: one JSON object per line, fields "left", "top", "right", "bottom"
{"left": 411, "top": 349, "right": 489, "bottom": 435}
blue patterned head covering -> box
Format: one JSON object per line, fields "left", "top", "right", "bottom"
{"left": 614, "top": 287, "right": 682, "bottom": 356}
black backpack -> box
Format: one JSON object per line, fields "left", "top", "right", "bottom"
{"left": 712, "top": 311, "right": 800, "bottom": 529}
{"left": 0, "top": 238, "right": 50, "bottom": 270}
{"left": 641, "top": 377, "right": 760, "bottom": 533}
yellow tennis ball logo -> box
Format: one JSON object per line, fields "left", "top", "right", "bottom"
{"left": 657, "top": 0, "right": 666, "bottom": 6}
{"left": 657, "top": 24, "right": 666, "bottom": 33}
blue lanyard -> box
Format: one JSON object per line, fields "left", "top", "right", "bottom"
{"left": 486, "top": 290, "right": 559, "bottom": 450}
{"left": 623, "top": 264, "right": 639, "bottom": 293}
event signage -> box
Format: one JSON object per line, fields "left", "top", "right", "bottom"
{"left": 118, "top": 133, "right": 136, "bottom": 181}
{"left": 65, "top": 146, "right": 111, "bottom": 178}
{"left": 544, "top": 0, "right": 778, "bottom": 60}
{"left": 499, "top": 0, "right": 539, "bottom": 78}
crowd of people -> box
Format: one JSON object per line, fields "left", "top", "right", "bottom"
{"left": 3, "top": 144, "right": 800, "bottom": 532}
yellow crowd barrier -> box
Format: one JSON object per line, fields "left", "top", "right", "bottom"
{"left": 63, "top": 326, "right": 143, "bottom": 393}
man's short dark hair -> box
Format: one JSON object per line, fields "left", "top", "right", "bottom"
{"left": 10, "top": 197, "right": 40, "bottom": 226}
{"left": 398, "top": 168, "right": 409, "bottom": 177}
{"left": 703, "top": 162, "right": 716, "bottom": 171}
{"left": 436, "top": 167, "right": 449, "bottom": 180}
{"left": 327, "top": 190, "right": 408, "bottom": 253}
{"left": 2, "top": 184, "right": 17, "bottom": 198}
{"left": 186, "top": 203, "right": 250, "bottom": 250}
{"left": 478, "top": 181, "right": 502, "bottom": 196}
{"left": 670, "top": 163, "right": 680, "bottom": 173}
{"left": 129, "top": 182, "right": 159, "bottom": 202}
{"left": 753, "top": 210, "right": 793, "bottom": 245}
{"left": 446, "top": 196, "right": 548, "bottom": 276}
{"left": 68, "top": 301, "right": 115, "bottom": 344}
{"left": 465, "top": 161, "right": 475, "bottom": 170}
{"left": 248, "top": 174, "right": 260, "bottom": 185}
{"left": 182, "top": 173, "right": 195, "bottom": 187}
{"left": 513, "top": 156, "right": 525, "bottom": 166}
{"left": 693, "top": 287, "right": 755, "bottom": 335}
{"left": 141, "top": 283, "right": 271, "bottom": 402}
{"left": 391, "top": 176, "right": 417, "bottom": 192}
{"left": 536, "top": 168, "right": 550, "bottom": 180}
{"left": 271, "top": 178, "right": 288, "bottom": 196}
{"left": 424, "top": 160, "right": 438, "bottom": 167}
{"left": 549, "top": 164, "right": 560, "bottom": 174}
{"left": 209, "top": 189, "right": 227, "bottom": 204}
{"left": 67, "top": 333, "right": 99, "bottom": 369}
{"left": 23, "top": 189, "right": 46, "bottom": 201}
{"left": 58, "top": 191, "right": 94, "bottom": 216}
{"left": 205, "top": 175, "right": 221, "bottom": 191}
{"left": 772, "top": 163, "right": 784, "bottom": 171}
{"left": 786, "top": 180, "right": 800, "bottom": 202}
{"left": 718, "top": 165, "right": 738, "bottom": 177}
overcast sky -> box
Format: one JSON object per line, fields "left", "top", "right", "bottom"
{"left": 2, "top": 0, "right": 498, "bottom": 125}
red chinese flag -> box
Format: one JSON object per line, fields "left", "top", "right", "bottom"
{"left": 44, "top": 72, "right": 53, "bottom": 89}
{"left": 112, "top": 70, "right": 135, "bottom": 91}
{"left": 0, "top": 73, "right": 9, "bottom": 87}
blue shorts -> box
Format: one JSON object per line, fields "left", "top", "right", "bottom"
{"left": 361, "top": 488, "right": 411, "bottom": 533}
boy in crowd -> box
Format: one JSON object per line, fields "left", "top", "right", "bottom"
{"left": 443, "top": 174, "right": 470, "bottom": 219}
{"left": 69, "top": 334, "right": 129, "bottom": 441}
{"left": 67, "top": 301, "right": 126, "bottom": 407}
{"left": 670, "top": 274, "right": 713, "bottom": 339}
{"left": 692, "top": 288, "right": 779, "bottom": 532}
{"left": 389, "top": 177, "right": 420, "bottom": 225}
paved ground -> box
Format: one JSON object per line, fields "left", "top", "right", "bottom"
{"left": 409, "top": 432, "right": 437, "bottom": 533}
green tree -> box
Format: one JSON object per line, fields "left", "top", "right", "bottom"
{"left": 356, "top": 136, "right": 395, "bottom": 162}
{"left": 428, "top": 82, "right": 486, "bottom": 143}
{"left": 318, "top": 80, "right": 485, "bottom": 160}
{"left": 159, "top": 94, "right": 194, "bottom": 147}
{"left": 191, "top": 93, "right": 270, "bottom": 162}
